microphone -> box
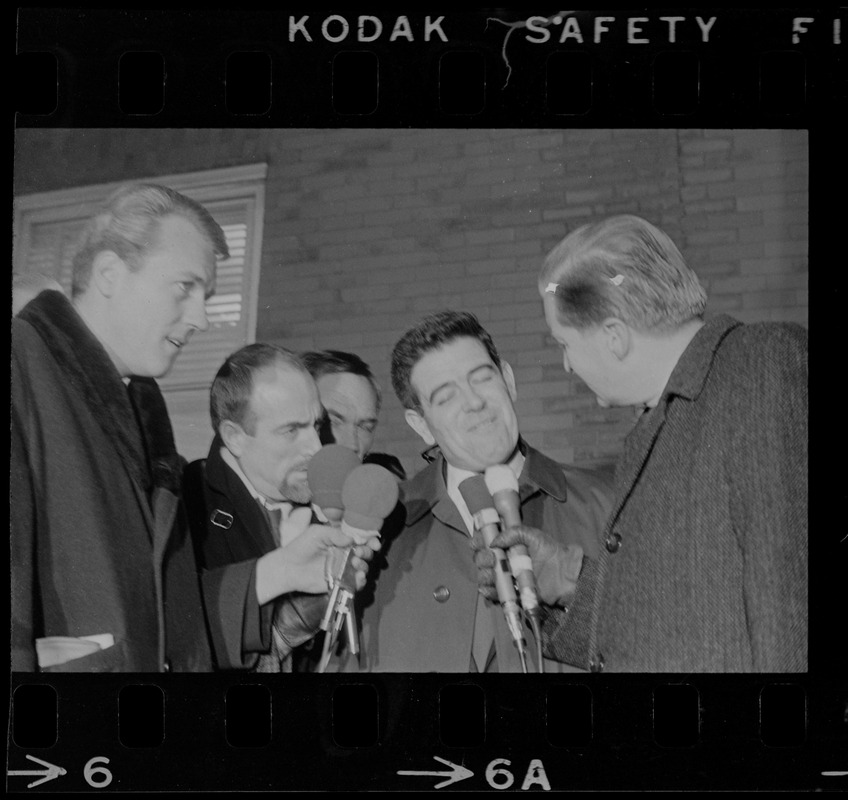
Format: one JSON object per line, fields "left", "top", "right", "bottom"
{"left": 307, "top": 444, "right": 362, "bottom": 525}
{"left": 322, "top": 463, "right": 399, "bottom": 664}
{"left": 458, "top": 475, "right": 527, "bottom": 668}
{"left": 484, "top": 465, "right": 540, "bottom": 618}
{"left": 307, "top": 444, "right": 362, "bottom": 641}
{"left": 336, "top": 463, "right": 400, "bottom": 591}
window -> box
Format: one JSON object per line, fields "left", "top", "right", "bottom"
{"left": 13, "top": 164, "right": 267, "bottom": 459}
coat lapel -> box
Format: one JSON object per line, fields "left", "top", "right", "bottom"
{"left": 20, "top": 291, "right": 152, "bottom": 498}
{"left": 204, "top": 437, "right": 277, "bottom": 558}
{"left": 603, "top": 315, "right": 743, "bottom": 538}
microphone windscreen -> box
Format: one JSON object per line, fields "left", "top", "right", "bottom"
{"left": 307, "top": 444, "right": 361, "bottom": 510}
{"left": 457, "top": 474, "right": 494, "bottom": 516}
{"left": 484, "top": 464, "right": 519, "bottom": 496}
{"left": 341, "top": 463, "right": 400, "bottom": 530}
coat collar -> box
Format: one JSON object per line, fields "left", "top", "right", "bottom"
{"left": 605, "top": 314, "right": 743, "bottom": 537}
{"left": 661, "top": 314, "right": 742, "bottom": 404}
{"left": 204, "top": 433, "right": 248, "bottom": 502}
{"left": 402, "top": 438, "right": 568, "bottom": 529}
{"left": 17, "top": 290, "right": 181, "bottom": 497}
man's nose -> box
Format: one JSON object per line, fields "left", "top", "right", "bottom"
{"left": 349, "top": 425, "right": 364, "bottom": 457}
{"left": 460, "top": 384, "right": 485, "bottom": 411}
{"left": 185, "top": 293, "right": 209, "bottom": 332}
{"left": 304, "top": 425, "right": 323, "bottom": 457}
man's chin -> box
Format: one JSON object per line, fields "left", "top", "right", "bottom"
{"left": 282, "top": 483, "right": 313, "bottom": 506}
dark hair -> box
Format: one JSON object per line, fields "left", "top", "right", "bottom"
{"left": 300, "top": 349, "right": 382, "bottom": 411}
{"left": 390, "top": 310, "right": 502, "bottom": 410}
{"left": 540, "top": 214, "right": 707, "bottom": 332}
{"left": 71, "top": 183, "right": 229, "bottom": 297}
{"left": 210, "top": 343, "right": 309, "bottom": 435}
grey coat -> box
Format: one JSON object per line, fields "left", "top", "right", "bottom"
{"left": 546, "top": 315, "right": 808, "bottom": 672}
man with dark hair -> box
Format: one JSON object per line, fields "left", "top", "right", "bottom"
{"left": 534, "top": 214, "right": 808, "bottom": 672}
{"left": 350, "top": 310, "right": 614, "bottom": 672}
{"left": 302, "top": 349, "right": 405, "bottom": 479}
{"left": 12, "top": 183, "right": 230, "bottom": 671}
{"left": 184, "top": 343, "right": 380, "bottom": 672}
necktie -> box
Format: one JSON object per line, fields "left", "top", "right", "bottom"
{"left": 262, "top": 504, "right": 283, "bottom": 547}
{"left": 472, "top": 593, "right": 495, "bottom": 672}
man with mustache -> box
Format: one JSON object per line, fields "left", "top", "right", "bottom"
{"left": 351, "top": 310, "right": 614, "bottom": 672}
{"left": 185, "top": 343, "right": 379, "bottom": 671}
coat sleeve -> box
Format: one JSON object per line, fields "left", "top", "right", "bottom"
{"left": 201, "top": 561, "right": 273, "bottom": 670}
{"left": 11, "top": 363, "right": 38, "bottom": 671}
{"left": 726, "top": 325, "right": 808, "bottom": 671}
{"left": 183, "top": 461, "right": 274, "bottom": 670}
{"left": 540, "top": 466, "right": 616, "bottom": 670}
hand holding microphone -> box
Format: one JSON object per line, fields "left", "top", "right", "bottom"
{"left": 325, "top": 463, "right": 398, "bottom": 657}
{"left": 307, "top": 445, "right": 398, "bottom": 667}
{"left": 485, "top": 525, "right": 584, "bottom": 608}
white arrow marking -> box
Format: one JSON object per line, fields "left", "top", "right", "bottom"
{"left": 8, "top": 754, "right": 67, "bottom": 788}
{"left": 821, "top": 771, "right": 848, "bottom": 776}
{"left": 398, "top": 755, "right": 474, "bottom": 789}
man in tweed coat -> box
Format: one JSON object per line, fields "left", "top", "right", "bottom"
{"left": 495, "top": 214, "right": 806, "bottom": 672}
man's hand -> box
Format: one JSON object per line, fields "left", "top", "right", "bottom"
{"left": 255, "top": 507, "right": 381, "bottom": 605}
{"left": 472, "top": 524, "right": 583, "bottom": 607}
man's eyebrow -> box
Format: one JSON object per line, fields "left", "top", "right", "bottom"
{"left": 469, "top": 363, "right": 497, "bottom": 377}
{"left": 178, "top": 270, "right": 216, "bottom": 300}
{"left": 273, "top": 418, "right": 310, "bottom": 432}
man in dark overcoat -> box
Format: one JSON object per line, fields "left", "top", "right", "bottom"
{"left": 184, "top": 343, "right": 379, "bottom": 671}
{"left": 350, "top": 311, "right": 614, "bottom": 672}
{"left": 11, "top": 184, "right": 363, "bottom": 672}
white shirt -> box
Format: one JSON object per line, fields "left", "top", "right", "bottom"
{"left": 219, "top": 446, "right": 326, "bottom": 546}
{"left": 445, "top": 449, "right": 526, "bottom": 536}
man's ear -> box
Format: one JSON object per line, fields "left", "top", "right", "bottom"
{"left": 602, "top": 318, "right": 632, "bottom": 361}
{"left": 500, "top": 360, "right": 517, "bottom": 402}
{"left": 219, "top": 419, "right": 247, "bottom": 457}
{"left": 90, "top": 250, "right": 128, "bottom": 298}
{"left": 404, "top": 408, "right": 436, "bottom": 447}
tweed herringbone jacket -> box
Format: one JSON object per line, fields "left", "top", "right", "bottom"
{"left": 546, "top": 314, "right": 808, "bottom": 672}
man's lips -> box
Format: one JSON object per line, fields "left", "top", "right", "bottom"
{"left": 468, "top": 416, "right": 498, "bottom": 433}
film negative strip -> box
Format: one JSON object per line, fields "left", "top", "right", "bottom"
{"left": 10, "top": 7, "right": 846, "bottom": 792}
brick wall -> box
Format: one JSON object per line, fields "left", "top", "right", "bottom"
{"left": 14, "top": 128, "right": 808, "bottom": 476}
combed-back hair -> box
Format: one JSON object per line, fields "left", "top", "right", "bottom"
{"left": 210, "top": 343, "right": 309, "bottom": 435}
{"left": 301, "top": 349, "right": 382, "bottom": 411}
{"left": 71, "top": 183, "right": 229, "bottom": 297}
{"left": 540, "top": 214, "right": 707, "bottom": 332}
{"left": 390, "top": 310, "right": 502, "bottom": 410}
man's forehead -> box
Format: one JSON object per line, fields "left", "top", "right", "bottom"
{"left": 412, "top": 337, "right": 495, "bottom": 382}
{"left": 317, "top": 372, "right": 378, "bottom": 410}
{"left": 252, "top": 363, "right": 316, "bottom": 404}
{"left": 147, "top": 213, "right": 218, "bottom": 286}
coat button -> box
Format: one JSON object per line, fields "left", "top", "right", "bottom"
{"left": 605, "top": 532, "right": 622, "bottom": 554}
{"left": 589, "top": 653, "right": 605, "bottom": 673}
{"left": 433, "top": 586, "right": 450, "bottom": 603}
